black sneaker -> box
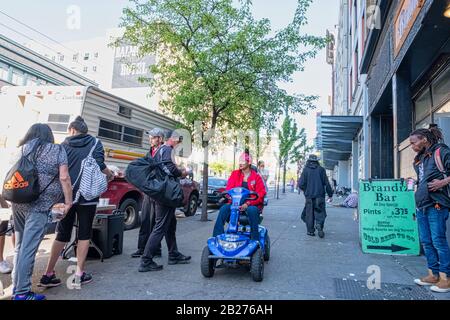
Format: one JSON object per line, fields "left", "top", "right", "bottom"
{"left": 154, "top": 250, "right": 162, "bottom": 258}
{"left": 307, "top": 232, "right": 315, "bottom": 237}
{"left": 316, "top": 225, "right": 325, "bottom": 238}
{"left": 38, "top": 273, "right": 61, "bottom": 288}
{"left": 168, "top": 253, "right": 191, "bottom": 265}
{"left": 131, "top": 249, "right": 144, "bottom": 258}
{"left": 72, "top": 272, "right": 93, "bottom": 289}
{"left": 139, "top": 260, "right": 163, "bottom": 272}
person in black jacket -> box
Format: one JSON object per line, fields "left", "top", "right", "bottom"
{"left": 131, "top": 127, "right": 165, "bottom": 258}
{"left": 40, "top": 116, "right": 114, "bottom": 289}
{"left": 410, "top": 125, "right": 450, "bottom": 293}
{"left": 299, "top": 154, "right": 333, "bottom": 238}
{"left": 139, "top": 130, "right": 191, "bottom": 272}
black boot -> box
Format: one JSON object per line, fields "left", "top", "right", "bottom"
{"left": 138, "top": 259, "right": 163, "bottom": 272}
{"left": 316, "top": 224, "right": 324, "bottom": 238}
{"left": 168, "top": 253, "right": 191, "bottom": 265}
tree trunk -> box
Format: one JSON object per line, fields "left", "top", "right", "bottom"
{"left": 282, "top": 158, "right": 287, "bottom": 194}
{"left": 276, "top": 160, "right": 281, "bottom": 199}
{"left": 201, "top": 141, "right": 210, "bottom": 221}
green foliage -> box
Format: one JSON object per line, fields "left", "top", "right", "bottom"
{"left": 119, "top": 0, "right": 327, "bottom": 135}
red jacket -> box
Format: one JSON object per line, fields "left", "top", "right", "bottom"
{"left": 226, "top": 169, "right": 266, "bottom": 209}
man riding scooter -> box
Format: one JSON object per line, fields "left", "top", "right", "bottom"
{"left": 212, "top": 153, "right": 266, "bottom": 242}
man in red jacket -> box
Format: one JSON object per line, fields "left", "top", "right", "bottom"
{"left": 213, "top": 153, "right": 266, "bottom": 241}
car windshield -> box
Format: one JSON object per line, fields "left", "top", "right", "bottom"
{"left": 209, "top": 179, "right": 227, "bottom": 187}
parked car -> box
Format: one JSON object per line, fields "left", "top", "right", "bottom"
{"left": 199, "top": 177, "right": 228, "bottom": 206}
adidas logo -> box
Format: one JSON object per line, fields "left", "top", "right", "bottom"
{"left": 3, "top": 172, "right": 29, "bottom": 190}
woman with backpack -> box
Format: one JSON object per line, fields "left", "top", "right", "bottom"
{"left": 40, "top": 116, "right": 113, "bottom": 289}
{"left": 8, "top": 124, "right": 72, "bottom": 300}
{"left": 410, "top": 124, "right": 450, "bottom": 293}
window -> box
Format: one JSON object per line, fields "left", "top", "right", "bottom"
{"left": 83, "top": 66, "right": 88, "bottom": 73}
{"left": 92, "top": 66, "right": 97, "bottom": 72}
{"left": 98, "top": 119, "right": 143, "bottom": 146}
{"left": 73, "top": 53, "right": 79, "bottom": 62}
{"left": 47, "top": 114, "right": 71, "bottom": 132}
{"left": 94, "top": 52, "right": 99, "bottom": 58}
{"left": 432, "top": 66, "right": 450, "bottom": 108}
{"left": 11, "top": 70, "right": 24, "bottom": 85}
{"left": 59, "top": 54, "right": 65, "bottom": 62}
{"left": 414, "top": 90, "right": 432, "bottom": 123}
{"left": 0, "top": 63, "right": 9, "bottom": 81}
{"left": 118, "top": 105, "right": 132, "bottom": 117}
{"left": 84, "top": 53, "right": 89, "bottom": 60}
{"left": 26, "top": 75, "right": 38, "bottom": 86}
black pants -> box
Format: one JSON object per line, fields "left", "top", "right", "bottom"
{"left": 56, "top": 204, "right": 97, "bottom": 242}
{"left": 302, "top": 197, "right": 327, "bottom": 233}
{"left": 141, "top": 202, "right": 179, "bottom": 262}
{"left": 137, "top": 195, "right": 161, "bottom": 252}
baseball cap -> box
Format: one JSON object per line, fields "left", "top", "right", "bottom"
{"left": 167, "top": 130, "right": 183, "bottom": 142}
{"left": 146, "top": 127, "right": 165, "bottom": 138}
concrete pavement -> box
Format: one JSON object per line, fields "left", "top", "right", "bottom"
{"left": 1, "top": 191, "right": 449, "bottom": 300}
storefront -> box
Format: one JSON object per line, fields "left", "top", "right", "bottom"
{"left": 362, "top": 0, "right": 450, "bottom": 180}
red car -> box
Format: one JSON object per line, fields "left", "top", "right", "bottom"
{"left": 99, "top": 174, "right": 201, "bottom": 230}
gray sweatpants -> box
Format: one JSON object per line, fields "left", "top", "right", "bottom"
{"left": 12, "top": 209, "right": 48, "bottom": 295}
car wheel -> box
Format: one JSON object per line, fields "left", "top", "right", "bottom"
{"left": 201, "top": 246, "right": 215, "bottom": 278}
{"left": 184, "top": 194, "right": 198, "bottom": 217}
{"left": 119, "top": 198, "right": 139, "bottom": 230}
{"left": 250, "top": 248, "right": 264, "bottom": 282}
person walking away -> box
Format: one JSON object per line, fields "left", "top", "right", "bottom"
{"left": 9, "top": 124, "right": 72, "bottom": 300}
{"left": 139, "top": 130, "right": 191, "bottom": 272}
{"left": 40, "top": 117, "right": 113, "bottom": 289}
{"left": 290, "top": 178, "right": 295, "bottom": 193}
{"left": 299, "top": 154, "right": 333, "bottom": 238}
{"left": 131, "top": 128, "right": 165, "bottom": 258}
{"left": 410, "top": 124, "right": 450, "bottom": 293}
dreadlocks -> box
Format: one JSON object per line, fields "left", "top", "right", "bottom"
{"left": 410, "top": 124, "right": 444, "bottom": 146}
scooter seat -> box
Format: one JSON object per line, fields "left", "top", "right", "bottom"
{"left": 239, "top": 213, "right": 263, "bottom": 226}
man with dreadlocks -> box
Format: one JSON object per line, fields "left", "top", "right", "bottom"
{"left": 410, "top": 124, "right": 450, "bottom": 293}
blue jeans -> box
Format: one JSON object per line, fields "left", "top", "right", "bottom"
{"left": 213, "top": 204, "right": 260, "bottom": 240}
{"left": 417, "top": 206, "right": 450, "bottom": 276}
{"left": 12, "top": 209, "right": 48, "bottom": 295}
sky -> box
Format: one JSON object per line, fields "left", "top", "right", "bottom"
{"left": 0, "top": 0, "right": 339, "bottom": 144}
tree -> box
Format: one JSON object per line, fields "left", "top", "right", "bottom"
{"left": 119, "top": 0, "right": 327, "bottom": 220}
{"left": 278, "top": 114, "right": 311, "bottom": 193}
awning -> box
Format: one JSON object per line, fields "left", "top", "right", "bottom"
{"left": 317, "top": 115, "right": 363, "bottom": 170}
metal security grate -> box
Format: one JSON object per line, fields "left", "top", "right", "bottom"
{"left": 334, "top": 278, "right": 436, "bottom": 300}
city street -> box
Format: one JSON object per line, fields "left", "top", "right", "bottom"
{"left": 1, "top": 190, "right": 448, "bottom": 300}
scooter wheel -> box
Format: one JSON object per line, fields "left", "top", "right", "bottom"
{"left": 250, "top": 248, "right": 264, "bottom": 282}
{"left": 201, "top": 246, "right": 215, "bottom": 278}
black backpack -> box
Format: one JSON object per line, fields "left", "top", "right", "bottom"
{"left": 2, "top": 144, "right": 58, "bottom": 204}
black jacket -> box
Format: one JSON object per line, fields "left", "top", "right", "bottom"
{"left": 299, "top": 160, "right": 333, "bottom": 199}
{"left": 153, "top": 144, "right": 182, "bottom": 178}
{"left": 413, "top": 143, "right": 450, "bottom": 209}
{"left": 62, "top": 134, "right": 106, "bottom": 203}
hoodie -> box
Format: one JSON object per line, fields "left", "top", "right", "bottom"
{"left": 413, "top": 143, "right": 450, "bottom": 210}
{"left": 62, "top": 134, "right": 107, "bottom": 204}
{"left": 299, "top": 160, "right": 333, "bottom": 199}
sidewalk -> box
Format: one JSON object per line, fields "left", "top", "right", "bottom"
{"left": 0, "top": 192, "right": 448, "bottom": 300}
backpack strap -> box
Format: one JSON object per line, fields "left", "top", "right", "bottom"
{"left": 72, "top": 139, "right": 99, "bottom": 189}
{"left": 88, "top": 138, "right": 99, "bottom": 157}
{"left": 434, "top": 147, "right": 446, "bottom": 175}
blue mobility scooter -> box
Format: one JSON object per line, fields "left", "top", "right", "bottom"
{"left": 201, "top": 187, "right": 270, "bottom": 282}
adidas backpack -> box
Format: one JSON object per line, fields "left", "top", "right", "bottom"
{"left": 72, "top": 138, "right": 108, "bottom": 203}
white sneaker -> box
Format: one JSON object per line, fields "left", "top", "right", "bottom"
{"left": 0, "top": 260, "right": 12, "bottom": 274}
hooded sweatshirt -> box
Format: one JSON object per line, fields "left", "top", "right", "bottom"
{"left": 413, "top": 142, "right": 450, "bottom": 210}
{"left": 299, "top": 160, "right": 333, "bottom": 199}
{"left": 62, "top": 134, "right": 107, "bottom": 204}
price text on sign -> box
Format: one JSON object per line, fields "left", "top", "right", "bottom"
{"left": 359, "top": 180, "right": 420, "bottom": 255}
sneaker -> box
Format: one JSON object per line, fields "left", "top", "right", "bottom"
{"left": 13, "top": 292, "right": 46, "bottom": 300}
{"left": 72, "top": 272, "right": 93, "bottom": 289}
{"left": 138, "top": 260, "right": 163, "bottom": 272}
{"left": 307, "top": 232, "right": 315, "bottom": 237}
{"left": 168, "top": 253, "right": 191, "bottom": 265}
{"left": 316, "top": 225, "right": 325, "bottom": 238}
{"left": 0, "top": 260, "right": 12, "bottom": 274}
{"left": 430, "top": 272, "right": 450, "bottom": 293}
{"left": 414, "top": 270, "right": 439, "bottom": 286}
{"left": 38, "top": 273, "right": 61, "bottom": 288}
{"left": 131, "top": 249, "right": 144, "bottom": 258}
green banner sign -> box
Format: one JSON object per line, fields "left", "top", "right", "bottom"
{"left": 359, "top": 179, "right": 420, "bottom": 255}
